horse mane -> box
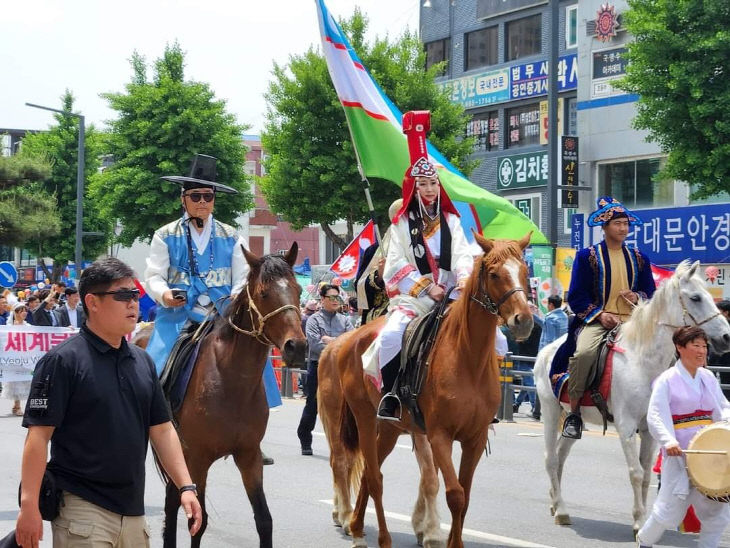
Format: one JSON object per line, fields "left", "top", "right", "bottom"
{"left": 442, "top": 239, "right": 523, "bottom": 350}
{"left": 621, "top": 259, "right": 693, "bottom": 350}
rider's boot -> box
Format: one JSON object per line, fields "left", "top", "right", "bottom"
{"left": 562, "top": 399, "right": 583, "bottom": 439}
{"left": 377, "top": 354, "right": 401, "bottom": 421}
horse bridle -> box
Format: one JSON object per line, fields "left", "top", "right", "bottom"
{"left": 227, "top": 284, "right": 300, "bottom": 346}
{"left": 658, "top": 277, "right": 722, "bottom": 330}
{"left": 470, "top": 260, "right": 525, "bottom": 315}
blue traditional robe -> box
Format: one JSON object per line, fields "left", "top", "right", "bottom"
{"left": 145, "top": 215, "right": 282, "bottom": 407}
{"left": 551, "top": 240, "right": 656, "bottom": 376}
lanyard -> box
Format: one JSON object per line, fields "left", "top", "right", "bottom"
{"left": 184, "top": 218, "right": 215, "bottom": 279}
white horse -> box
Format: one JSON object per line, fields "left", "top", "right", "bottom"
{"left": 534, "top": 260, "right": 730, "bottom": 536}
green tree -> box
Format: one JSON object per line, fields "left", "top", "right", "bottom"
{"left": 0, "top": 154, "right": 61, "bottom": 248}
{"left": 619, "top": 0, "right": 730, "bottom": 198}
{"left": 91, "top": 43, "right": 253, "bottom": 247}
{"left": 18, "top": 91, "right": 109, "bottom": 281}
{"left": 262, "top": 10, "right": 474, "bottom": 248}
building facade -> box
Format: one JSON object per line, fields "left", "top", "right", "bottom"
{"left": 421, "top": 0, "right": 578, "bottom": 246}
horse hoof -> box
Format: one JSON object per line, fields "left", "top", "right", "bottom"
{"left": 549, "top": 505, "right": 555, "bottom": 516}
{"left": 422, "top": 538, "right": 445, "bottom": 548}
{"left": 633, "top": 527, "right": 639, "bottom": 540}
{"left": 416, "top": 532, "right": 423, "bottom": 546}
{"left": 332, "top": 511, "right": 342, "bottom": 528}
{"left": 555, "top": 514, "right": 571, "bottom": 526}
{"left": 344, "top": 524, "right": 352, "bottom": 536}
{"left": 351, "top": 537, "right": 367, "bottom": 548}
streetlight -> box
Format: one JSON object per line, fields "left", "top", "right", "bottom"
{"left": 26, "top": 102, "right": 85, "bottom": 275}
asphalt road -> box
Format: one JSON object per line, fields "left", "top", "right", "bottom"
{"left": 0, "top": 396, "right": 727, "bottom": 547}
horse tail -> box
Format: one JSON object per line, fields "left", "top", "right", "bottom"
{"left": 340, "top": 397, "right": 359, "bottom": 453}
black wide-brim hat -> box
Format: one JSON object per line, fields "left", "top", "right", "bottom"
{"left": 161, "top": 154, "right": 238, "bottom": 194}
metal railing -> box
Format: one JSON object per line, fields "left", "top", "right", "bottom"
{"left": 497, "top": 352, "right": 730, "bottom": 423}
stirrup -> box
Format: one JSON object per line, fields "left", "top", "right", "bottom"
{"left": 562, "top": 413, "right": 583, "bottom": 440}
{"left": 376, "top": 393, "right": 402, "bottom": 422}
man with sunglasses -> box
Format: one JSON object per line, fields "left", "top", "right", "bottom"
{"left": 297, "top": 284, "right": 353, "bottom": 456}
{"left": 144, "top": 154, "right": 248, "bottom": 376}
{"left": 16, "top": 258, "right": 202, "bottom": 548}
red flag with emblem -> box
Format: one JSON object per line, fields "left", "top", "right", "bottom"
{"left": 330, "top": 220, "right": 376, "bottom": 280}
{"left": 651, "top": 264, "right": 674, "bottom": 287}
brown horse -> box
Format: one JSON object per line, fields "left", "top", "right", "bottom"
{"left": 159, "top": 243, "right": 307, "bottom": 548}
{"left": 320, "top": 232, "right": 533, "bottom": 548}
{"left": 319, "top": 337, "right": 442, "bottom": 546}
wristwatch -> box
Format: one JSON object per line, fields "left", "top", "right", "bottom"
{"left": 179, "top": 483, "right": 198, "bottom": 496}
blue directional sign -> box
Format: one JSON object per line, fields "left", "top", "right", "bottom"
{"left": 0, "top": 261, "right": 18, "bottom": 288}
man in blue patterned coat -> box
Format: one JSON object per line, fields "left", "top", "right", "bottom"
{"left": 562, "top": 196, "right": 656, "bottom": 439}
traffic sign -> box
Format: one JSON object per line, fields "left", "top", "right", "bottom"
{"left": 0, "top": 262, "right": 18, "bottom": 288}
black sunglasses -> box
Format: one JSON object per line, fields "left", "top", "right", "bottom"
{"left": 185, "top": 192, "right": 215, "bottom": 203}
{"left": 91, "top": 289, "right": 141, "bottom": 302}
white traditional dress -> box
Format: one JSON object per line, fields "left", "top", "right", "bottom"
{"left": 638, "top": 360, "right": 730, "bottom": 547}
{"left": 362, "top": 208, "right": 473, "bottom": 383}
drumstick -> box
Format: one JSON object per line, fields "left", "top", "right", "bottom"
{"left": 683, "top": 449, "right": 728, "bottom": 455}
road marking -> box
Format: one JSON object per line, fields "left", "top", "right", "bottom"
{"left": 312, "top": 431, "right": 411, "bottom": 450}
{"left": 319, "top": 499, "right": 556, "bottom": 548}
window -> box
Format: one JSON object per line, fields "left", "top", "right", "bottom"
{"left": 465, "top": 27, "right": 498, "bottom": 71}
{"left": 244, "top": 160, "right": 256, "bottom": 176}
{"left": 325, "top": 237, "right": 345, "bottom": 264}
{"left": 466, "top": 111, "right": 499, "bottom": 152}
{"left": 563, "top": 208, "right": 576, "bottom": 234}
{"left": 507, "top": 193, "right": 541, "bottom": 227}
{"left": 0, "top": 246, "right": 12, "bottom": 262}
{"left": 565, "top": 5, "right": 578, "bottom": 49}
{"left": 19, "top": 249, "right": 36, "bottom": 267}
{"left": 598, "top": 158, "right": 674, "bottom": 208}
{"left": 689, "top": 185, "right": 730, "bottom": 205}
{"left": 506, "top": 14, "right": 542, "bottom": 61}
{"left": 425, "top": 39, "right": 450, "bottom": 75}
{"left": 506, "top": 102, "right": 541, "bottom": 148}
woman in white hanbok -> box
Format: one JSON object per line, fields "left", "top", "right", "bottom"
{"left": 4, "top": 302, "right": 32, "bottom": 415}
{"left": 637, "top": 326, "right": 730, "bottom": 548}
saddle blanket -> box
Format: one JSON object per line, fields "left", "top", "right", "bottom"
{"left": 552, "top": 347, "right": 618, "bottom": 406}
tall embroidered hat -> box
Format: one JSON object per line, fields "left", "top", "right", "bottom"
{"left": 391, "top": 110, "right": 458, "bottom": 223}
{"left": 162, "top": 154, "right": 238, "bottom": 194}
{"left": 587, "top": 195, "right": 642, "bottom": 227}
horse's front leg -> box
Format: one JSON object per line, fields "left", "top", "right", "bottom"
{"left": 428, "top": 429, "right": 464, "bottom": 548}
{"left": 233, "top": 447, "right": 272, "bottom": 548}
{"left": 451, "top": 433, "right": 488, "bottom": 547}
{"left": 411, "top": 433, "right": 443, "bottom": 548}
{"left": 617, "top": 430, "right": 646, "bottom": 536}
{"left": 184, "top": 456, "right": 212, "bottom": 548}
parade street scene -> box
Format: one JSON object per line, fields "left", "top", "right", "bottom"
{"left": 2, "top": 0, "right": 730, "bottom": 547}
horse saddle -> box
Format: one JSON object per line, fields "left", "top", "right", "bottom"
{"left": 160, "top": 320, "right": 216, "bottom": 415}
{"left": 393, "top": 292, "right": 453, "bottom": 432}
{"left": 552, "top": 325, "right": 620, "bottom": 434}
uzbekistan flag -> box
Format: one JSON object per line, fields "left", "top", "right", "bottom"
{"left": 315, "top": 0, "right": 547, "bottom": 243}
{"left": 330, "top": 219, "right": 376, "bottom": 280}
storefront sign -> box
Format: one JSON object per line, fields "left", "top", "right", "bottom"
{"left": 477, "top": 0, "right": 546, "bottom": 19}
{"left": 571, "top": 213, "right": 584, "bottom": 250}
{"left": 438, "top": 68, "right": 510, "bottom": 108}
{"left": 591, "top": 47, "right": 628, "bottom": 98}
{"left": 498, "top": 151, "right": 548, "bottom": 189}
{"left": 624, "top": 204, "right": 730, "bottom": 265}
{"left": 704, "top": 264, "right": 730, "bottom": 300}
{"left": 539, "top": 98, "right": 563, "bottom": 145}
{"left": 560, "top": 136, "right": 579, "bottom": 208}
{"left": 555, "top": 248, "right": 576, "bottom": 294}
{"left": 510, "top": 53, "right": 578, "bottom": 101}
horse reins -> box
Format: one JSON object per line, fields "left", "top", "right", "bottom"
{"left": 227, "top": 284, "right": 300, "bottom": 346}
{"left": 470, "top": 260, "right": 525, "bottom": 315}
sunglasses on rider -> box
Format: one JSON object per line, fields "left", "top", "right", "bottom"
{"left": 91, "top": 289, "right": 141, "bottom": 302}
{"left": 323, "top": 295, "right": 342, "bottom": 302}
{"left": 185, "top": 192, "right": 215, "bottom": 203}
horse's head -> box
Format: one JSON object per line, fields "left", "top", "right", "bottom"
{"left": 673, "top": 260, "right": 730, "bottom": 354}
{"left": 229, "top": 242, "right": 307, "bottom": 368}
{"left": 470, "top": 231, "right": 534, "bottom": 340}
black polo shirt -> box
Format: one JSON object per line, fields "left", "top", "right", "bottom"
{"left": 23, "top": 323, "right": 170, "bottom": 516}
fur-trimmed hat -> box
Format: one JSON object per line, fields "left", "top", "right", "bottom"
{"left": 587, "top": 196, "right": 642, "bottom": 227}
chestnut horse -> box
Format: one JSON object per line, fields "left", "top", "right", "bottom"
{"left": 159, "top": 243, "right": 307, "bottom": 548}
{"left": 320, "top": 232, "right": 533, "bottom": 548}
